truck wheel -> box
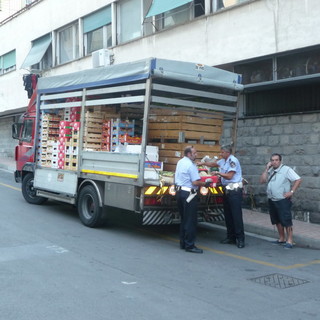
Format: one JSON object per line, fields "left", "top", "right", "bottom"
{"left": 22, "top": 173, "right": 47, "bottom": 205}
{"left": 77, "top": 185, "right": 105, "bottom": 227}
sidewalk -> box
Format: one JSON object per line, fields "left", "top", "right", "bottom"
{"left": 0, "top": 156, "right": 16, "bottom": 173}
{"left": 242, "top": 208, "right": 320, "bottom": 250}
{"left": 1, "top": 157, "right": 320, "bottom": 249}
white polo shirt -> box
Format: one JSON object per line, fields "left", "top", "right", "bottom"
{"left": 175, "top": 156, "right": 200, "bottom": 190}
{"left": 267, "top": 164, "right": 300, "bottom": 201}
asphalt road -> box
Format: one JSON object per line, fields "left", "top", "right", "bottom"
{"left": 0, "top": 168, "right": 319, "bottom": 320}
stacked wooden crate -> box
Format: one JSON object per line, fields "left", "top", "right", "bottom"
{"left": 37, "top": 112, "right": 61, "bottom": 168}
{"left": 83, "top": 110, "right": 104, "bottom": 151}
{"left": 83, "top": 106, "right": 119, "bottom": 151}
{"left": 148, "top": 110, "right": 223, "bottom": 172}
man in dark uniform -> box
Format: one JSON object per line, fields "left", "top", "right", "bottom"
{"left": 175, "top": 146, "right": 212, "bottom": 253}
{"left": 199, "top": 145, "right": 245, "bottom": 248}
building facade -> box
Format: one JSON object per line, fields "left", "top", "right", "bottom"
{"left": 1, "top": 0, "right": 319, "bottom": 222}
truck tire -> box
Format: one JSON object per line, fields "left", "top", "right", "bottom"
{"left": 77, "top": 185, "right": 105, "bottom": 228}
{"left": 22, "top": 173, "right": 47, "bottom": 205}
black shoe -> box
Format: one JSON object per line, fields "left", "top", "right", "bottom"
{"left": 180, "top": 242, "right": 185, "bottom": 250}
{"left": 220, "top": 238, "right": 236, "bottom": 245}
{"left": 237, "top": 240, "right": 245, "bottom": 248}
{"left": 185, "top": 246, "right": 203, "bottom": 254}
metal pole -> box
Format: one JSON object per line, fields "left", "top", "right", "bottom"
{"left": 231, "top": 91, "right": 241, "bottom": 154}
{"left": 78, "top": 88, "right": 86, "bottom": 174}
{"left": 138, "top": 77, "right": 152, "bottom": 186}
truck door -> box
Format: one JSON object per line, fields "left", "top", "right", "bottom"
{"left": 15, "top": 117, "right": 35, "bottom": 171}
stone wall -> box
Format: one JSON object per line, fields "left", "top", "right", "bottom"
{"left": 221, "top": 112, "right": 320, "bottom": 224}
{"left": 0, "top": 117, "right": 16, "bottom": 159}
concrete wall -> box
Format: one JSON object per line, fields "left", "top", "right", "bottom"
{"left": 2, "top": 0, "right": 320, "bottom": 112}
{"left": 0, "top": 0, "right": 23, "bottom": 21}
{"left": 0, "top": 117, "right": 16, "bottom": 158}
{"left": 221, "top": 112, "right": 320, "bottom": 224}
{"left": 112, "top": 0, "right": 320, "bottom": 66}
{"left": 0, "top": 0, "right": 113, "bottom": 112}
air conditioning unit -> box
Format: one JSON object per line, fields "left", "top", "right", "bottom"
{"left": 92, "top": 49, "right": 112, "bottom": 68}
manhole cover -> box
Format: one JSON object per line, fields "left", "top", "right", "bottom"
{"left": 249, "top": 273, "right": 309, "bottom": 289}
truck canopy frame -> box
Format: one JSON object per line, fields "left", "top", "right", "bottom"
{"left": 36, "top": 58, "right": 243, "bottom": 188}
{"left": 37, "top": 58, "right": 243, "bottom": 95}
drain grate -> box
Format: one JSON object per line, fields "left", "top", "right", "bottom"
{"left": 249, "top": 273, "right": 309, "bottom": 289}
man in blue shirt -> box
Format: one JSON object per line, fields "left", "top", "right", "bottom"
{"left": 199, "top": 145, "right": 245, "bottom": 248}
{"left": 175, "top": 146, "right": 212, "bottom": 253}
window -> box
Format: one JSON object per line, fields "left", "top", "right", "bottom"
{"left": 85, "top": 24, "right": 112, "bottom": 54}
{"left": 21, "top": 119, "right": 33, "bottom": 142}
{"left": 118, "top": 0, "right": 142, "bottom": 44}
{"left": 144, "top": 0, "right": 202, "bottom": 33}
{"left": 234, "top": 59, "right": 273, "bottom": 85}
{"left": 194, "top": 0, "right": 205, "bottom": 17}
{"left": 277, "top": 49, "right": 320, "bottom": 80}
{"left": 233, "top": 47, "right": 320, "bottom": 86}
{"left": 214, "top": 0, "right": 250, "bottom": 11}
{"left": 83, "top": 6, "right": 112, "bottom": 55}
{"left": 0, "top": 50, "right": 16, "bottom": 75}
{"left": 57, "top": 23, "right": 79, "bottom": 65}
{"left": 246, "top": 83, "right": 320, "bottom": 116}
{"left": 162, "top": 3, "right": 192, "bottom": 29}
{"left": 40, "top": 45, "right": 53, "bottom": 70}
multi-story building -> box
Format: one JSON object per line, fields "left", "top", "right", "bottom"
{"left": 1, "top": 0, "right": 319, "bottom": 223}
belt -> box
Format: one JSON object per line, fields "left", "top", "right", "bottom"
{"left": 176, "top": 186, "right": 197, "bottom": 203}
{"left": 225, "top": 182, "right": 243, "bottom": 190}
{"left": 179, "top": 186, "right": 192, "bottom": 192}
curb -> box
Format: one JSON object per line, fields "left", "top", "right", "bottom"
{"left": 243, "top": 223, "right": 320, "bottom": 250}
{"left": 203, "top": 222, "right": 320, "bottom": 250}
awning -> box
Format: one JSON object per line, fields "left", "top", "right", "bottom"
{"left": 20, "top": 34, "right": 51, "bottom": 69}
{"left": 146, "top": 0, "right": 192, "bottom": 18}
{"left": 83, "top": 6, "right": 111, "bottom": 33}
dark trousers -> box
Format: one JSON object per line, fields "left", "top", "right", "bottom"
{"left": 223, "top": 188, "right": 245, "bottom": 242}
{"left": 177, "top": 190, "right": 198, "bottom": 249}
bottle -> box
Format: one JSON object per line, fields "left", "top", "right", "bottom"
{"left": 210, "top": 156, "right": 219, "bottom": 172}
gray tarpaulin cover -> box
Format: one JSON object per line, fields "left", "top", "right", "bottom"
{"left": 37, "top": 58, "right": 243, "bottom": 94}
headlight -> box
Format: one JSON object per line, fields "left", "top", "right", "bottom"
{"left": 200, "top": 187, "right": 209, "bottom": 196}
{"left": 168, "top": 185, "right": 176, "bottom": 196}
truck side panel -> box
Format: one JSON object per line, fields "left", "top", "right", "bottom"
{"left": 104, "top": 182, "right": 138, "bottom": 211}
{"left": 81, "top": 151, "right": 141, "bottom": 185}
{"left": 34, "top": 168, "right": 78, "bottom": 195}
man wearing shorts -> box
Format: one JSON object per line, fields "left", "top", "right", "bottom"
{"left": 260, "top": 153, "right": 301, "bottom": 249}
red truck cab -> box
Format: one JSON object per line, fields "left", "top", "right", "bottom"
{"left": 12, "top": 90, "right": 37, "bottom": 180}
{"left": 12, "top": 90, "right": 47, "bottom": 204}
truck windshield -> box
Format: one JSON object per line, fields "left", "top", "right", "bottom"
{"left": 21, "top": 119, "right": 33, "bottom": 142}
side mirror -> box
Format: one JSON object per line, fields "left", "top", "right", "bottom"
{"left": 12, "top": 123, "right": 22, "bottom": 139}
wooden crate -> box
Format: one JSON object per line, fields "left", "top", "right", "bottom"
{"left": 83, "top": 142, "right": 101, "bottom": 151}
{"left": 84, "top": 112, "right": 103, "bottom": 134}
{"left": 86, "top": 107, "right": 119, "bottom": 120}
{"left": 148, "top": 110, "right": 223, "bottom": 171}
{"left": 83, "top": 133, "right": 102, "bottom": 143}
{"left": 150, "top": 142, "right": 221, "bottom": 172}
{"left": 83, "top": 111, "right": 103, "bottom": 150}
{"left": 148, "top": 110, "right": 223, "bottom": 144}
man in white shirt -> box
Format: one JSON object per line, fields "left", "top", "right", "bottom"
{"left": 175, "top": 146, "right": 212, "bottom": 253}
{"left": 260, "top": 153, "right": 302, "bottom": 249}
